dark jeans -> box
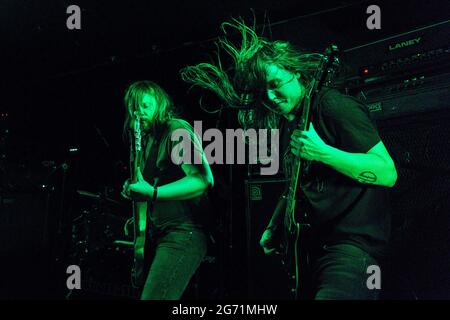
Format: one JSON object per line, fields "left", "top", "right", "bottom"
{"left": 310, "top": 243, "right": 381, "bottom": 300}
{"left": 140, "top": 227, "right": 207, "bottom": 300}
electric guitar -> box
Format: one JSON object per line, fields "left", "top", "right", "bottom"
{"left": 281, "top": 44, "right": 339, "bottom": 299}
{"left": 130, "top": 114, "right": 148, "bottom": 288}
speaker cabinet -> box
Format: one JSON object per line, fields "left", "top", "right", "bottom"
{"left": 245, "top": 178, "right": 291, "bottom": 299}
{"left": 377, "top": 109, "right": 450, "bottom": 299}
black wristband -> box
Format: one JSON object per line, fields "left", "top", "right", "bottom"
{"left": 152, "top": 186, "right": 158, "bottom": 203}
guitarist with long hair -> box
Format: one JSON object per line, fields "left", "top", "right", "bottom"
{"left": 121, "top": 80, "right": 214, "bottom": 300}
{"left": 181, "top": 19, "right": 397, "bottom": 299}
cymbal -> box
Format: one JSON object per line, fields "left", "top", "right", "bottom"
{"left": 77, "top": 190, "right": 121, "bottom": 205}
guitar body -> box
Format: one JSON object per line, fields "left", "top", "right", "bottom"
{"left": 281, "top": 214, "right": 301, "bottom": 298}
{"left": 280, "top": 45, "right": 339, "bottom": 299}
{"left": 281, "top": 197, "right": 309, "bottom": 299}
{"left": 131, "top": 200, "right": 147, "bottom": 287}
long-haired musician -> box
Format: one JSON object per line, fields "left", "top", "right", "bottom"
{"left": 181, "top": 19, "right": 397, "bottom": 299}
{"left": 121, "top": 80, "right": 214, "bottom": 300}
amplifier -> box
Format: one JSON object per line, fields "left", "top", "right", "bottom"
{"left": 244, "top": 178, "right": 290, "bottom": 299}
{"left": 336, "top": 20, "right": 450, "bottom": 89}
{"left": 356, "top": 71, "right": 450, "bottom": 120}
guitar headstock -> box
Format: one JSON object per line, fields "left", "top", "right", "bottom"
{"left": 316, "top": 44, "right": 340, "bottom": 88}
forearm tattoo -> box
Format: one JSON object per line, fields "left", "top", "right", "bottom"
{"left": 357, "top": 171, "right": 377, "bottom": 184}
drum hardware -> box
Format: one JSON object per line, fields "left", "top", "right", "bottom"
{"left": 71, "top": 187, "right": 134, "bottom": 261}
{"left": 76, "top": 189, "right": 121, "bottom": 206}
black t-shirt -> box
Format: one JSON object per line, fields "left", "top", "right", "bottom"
{"left": 280, "top": 88, "right": 392, "bottom": 260}
{"left": 140, "top": 118, "right": 211, "bottom": 232}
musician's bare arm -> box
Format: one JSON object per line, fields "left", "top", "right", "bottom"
{"left": 267, "top": 196, "right": 287, "bottom": 231}
{"left": 128, "top": 161, "right": 213, "bottom": 201}
{"left": 291, "top": 124, "right": 397, "bottom": 187}
{"left": 320, "top": 140, "right": 397, "bottom": 187}
{"left": 157, "top": 162, "right": 213, "bottom": 200}
{"left": 259, "top": 196, "right": 287, "bottom": 255}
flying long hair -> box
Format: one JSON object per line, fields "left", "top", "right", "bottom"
{"left": 180, "top": 18, "right": 323, "bottom": 130}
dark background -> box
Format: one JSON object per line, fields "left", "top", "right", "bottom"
{"left": 0, "top": 0, "right": 449, "bottom": 299}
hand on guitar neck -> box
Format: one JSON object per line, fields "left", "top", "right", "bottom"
{"left": 290, "top": 123, "right": 329, "bottom": 161}
{"left": 121, "top": 179, "right": 132, "bottom": 199}
{"left": 121, "top": 168, "right": 155, "bottom": 201}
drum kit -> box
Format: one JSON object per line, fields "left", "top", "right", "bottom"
{"left": 61, "top": 187, "right": 144, "bottom": 298}
{"left": 70, "top": 187, "right": 134, "bottom": 271}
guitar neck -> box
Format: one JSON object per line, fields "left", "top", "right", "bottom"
{"left": 131, "top": 115, "right": 143, "bottom": 183}
{"left": 286, "top": 158, "right": 302, "bottom": 212}
{"left": 286, "top": 93, "right": 313, "bottom": 212}
{"left": 131, "top": 150, "right": 142, "bottom": 182}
